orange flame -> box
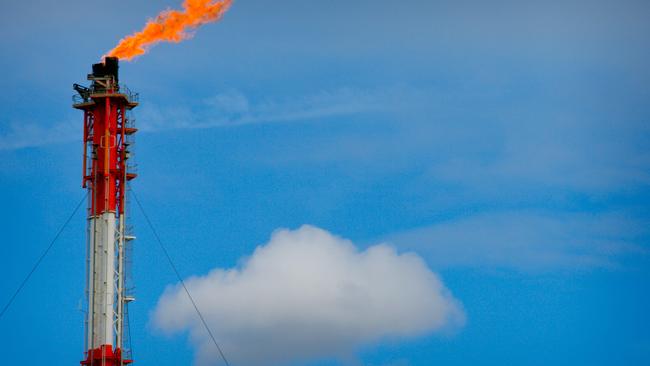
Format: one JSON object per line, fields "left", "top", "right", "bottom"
{"left": 106, "top": 0, "right": 233, "bottom": 61}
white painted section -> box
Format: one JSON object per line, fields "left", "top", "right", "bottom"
{"left": 86, "top": 212, "right": 117, "bottom": 349}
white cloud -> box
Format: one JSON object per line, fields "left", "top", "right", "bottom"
{"left": 152, "top": 225, "right": 464, "bottom": 366}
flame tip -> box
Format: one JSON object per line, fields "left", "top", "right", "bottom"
{"left": 105, "top": 0, "right": 232, "bottom": 60}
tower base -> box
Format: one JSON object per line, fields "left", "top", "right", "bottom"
{"left": 81, "top": 345, "right": 132, "bottom": 366}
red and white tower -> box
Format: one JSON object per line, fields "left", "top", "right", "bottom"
{"left": 73, "top": 57, "right": 137, "bottom": 366}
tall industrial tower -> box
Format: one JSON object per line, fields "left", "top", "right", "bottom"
{"left": 73, "top": 57, "right": 138, "bottom": 366}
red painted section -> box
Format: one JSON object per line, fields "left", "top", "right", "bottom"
{"left": 82, "top": 93, "right": 135, "bottom": 216}
{"left": 81, "top": 344, "right": 133, "bottom": 366}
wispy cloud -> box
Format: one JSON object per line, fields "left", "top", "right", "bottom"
{"left": 386, "top": 211, "right": 649, "bottom": 271}
{"left": 0, "top": 120, "right": 78, "bottom": 151}
{"left": 138, "top": 87, "right": 393, "bottom": 132}
{"left": 0, "top": 87, "right": 393, "bottom": 151}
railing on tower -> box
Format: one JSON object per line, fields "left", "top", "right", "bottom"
{"left": 72, "top": 84, "right": 139, "bottom": 106}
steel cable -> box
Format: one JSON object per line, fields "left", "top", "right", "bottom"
{"left": 130, "top": 188, "right": 231, "bottom": 366}
{"left": 0, "top": 192, "right": 88, "bottom": 321}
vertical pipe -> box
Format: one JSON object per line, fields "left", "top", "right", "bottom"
{"left": 116, "top": 105, "right": 127, "bottom": 365}
{"left": 82, "top": 111, "right": 88, "bottom": 188}
{"left": 104, "top": 97, "right": 111, "bottom": 212}
{"left": 117, "top": 214, "right": 125, "bottom": 358}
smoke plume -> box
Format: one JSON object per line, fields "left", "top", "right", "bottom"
{"left": 152, "top": 225, "right": 464, "bottom": 365}
{"left": 106, "top": 0, "right": 233, "bottom": 61}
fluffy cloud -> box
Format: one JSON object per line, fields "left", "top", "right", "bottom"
{"left": 152, "top": 225, "right": 464, "bottom": 365}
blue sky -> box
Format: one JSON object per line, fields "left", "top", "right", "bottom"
{"left": 1, "top": 0, "right": 649, "bottom": 365}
